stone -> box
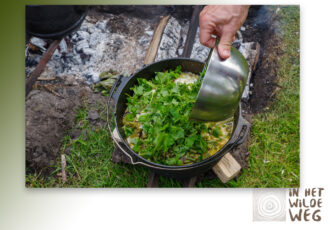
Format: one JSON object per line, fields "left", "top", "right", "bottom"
{"left": 30, "top": 37, "right": 47, "bottom": 51}
{"left": 86, "top": 110, "right": 100, "bottom": 121}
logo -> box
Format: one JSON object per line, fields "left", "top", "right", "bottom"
{"left": 288, "top": 188, "right": 324, "bottom": 221}
{"left": 253, "top": 188, "right": 325, "bottom": 222}
{"left": 253, "top": 189, "right": 286, "bottom": 221}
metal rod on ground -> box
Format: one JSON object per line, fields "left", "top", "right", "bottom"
{"left": 147, "top": 172, "right": 159, "bottom": 187}
{"left": 25, "top": 39, "right": 61, "bottom": 96}
{"left": 181, "top": 5, "right": 203, "bottom": 58}
{"left": 182, "top": 176, "right": 198, "bottom": 187}
{"left": 61, "top": 154, "right": 67, "bottom": 183}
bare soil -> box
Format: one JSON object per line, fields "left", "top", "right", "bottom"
{"left": 242, "top": 6, "right": 283, "bottom": 113}
{"left": 25, "top": 76, "right": 107, "bottom": 172}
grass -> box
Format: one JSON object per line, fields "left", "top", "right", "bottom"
{"left": 26, "top": 106, "right": 150, "bottom": 188}
{"left": 26, "top": 6, "right": 300, "bottom": 188}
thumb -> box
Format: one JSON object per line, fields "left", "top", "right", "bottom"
{"left": 217, "top": 31, "right": 234, "bottom": 59}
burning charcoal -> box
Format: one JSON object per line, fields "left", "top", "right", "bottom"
{"left": 191, "top": 45, "right": 210, "bottom": 62}
{"left": 30, "top": 37, "right": 47, "bottom": 51}
{"left": 84, "top": 74, "right": 93, "bottom": 84}
{"left": 155, "top": 17, "right": 182, "bottom": 61}
{"left": 25, "top": 58, "right": 38, "bottom": 67}
{"left": 145, "top": 30, "right": 153, "bottom": 37}
{"left": 70, "top": 33, "right": 80, "bottom": 42}
{"left": 138, "top": 36, "right": 151, "bottom": 47}
{"left": 53, "top": 40, "right": 68, "bottom": 58}
{"left": 71, "top": 31, "right": 90, "bottom": 43}
{"left": 95, "top": 20, "right": 108, "bottom": 32}
{"left": 89, "top": 33, "right": 101, "bottom": 48}
{"left": 53, "top": 49, "right": 61, "bottom": 58}
{"left": 87, "top": 25, "right": 97, "bottom": 34}
{"left": 58, "top": 39, "right": 68, "bottom": 54}
{"left": 190, "top": 28, "right": 210, "bottom": 61}
{"left": 84, "top": 71, "right": 100, "bottom": 84}
{"left": 71, "top": 54, "right": 82, "bottom": 65}
{"left": 60, "top": 53, "right": 72, "bottom": 69}
{"left": 82, "top": 48, "right": 96, "bottom": 56}
{"left": 76, "top": 30, "right": 90, "bottom": 41}
{"left": 91, "top": 72, "right": 100, "bottom": 83}
{"left": 25, "top": 13, "right": 156, "bottom": 87}
{"left": 27, "top": 43, "right": 44, "bottom": 54}
{"left": 79, "top": 23, "right": 89, "bottom": 32}
{"left": 76, "top": 40, "right": 90, "bottom": 53}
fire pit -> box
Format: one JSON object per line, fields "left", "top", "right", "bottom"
{"left": 25, "top": 5, "right": 292, "bottom": 188}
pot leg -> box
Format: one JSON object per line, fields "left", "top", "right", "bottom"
{"left": 147, "top": 171, "right": 160, "bottom": 187}
{"left": 182, "top": 176, "right": 198, "bottom": 188}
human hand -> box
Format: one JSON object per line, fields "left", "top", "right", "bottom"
{"left": 199, "top": 5, "right": 249, "bottom": 59}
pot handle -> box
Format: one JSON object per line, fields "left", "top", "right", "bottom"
{"left": 110, "top": 127, "right": 166, "bottom": 170}
{"left": 106, "top": 74, "right": 138, "bottom": 165}
{"left": 110, "top": 127, "right": 139, "bottom": 165}
{"left": 108, "top": 74, "right": 131, "bottom": 104}
{"left": 233, "top": 118, "right": 250, "bottom": 146}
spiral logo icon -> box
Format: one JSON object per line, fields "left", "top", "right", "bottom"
{"left": 253, "top": 189, "right": 286, "bottom": 221}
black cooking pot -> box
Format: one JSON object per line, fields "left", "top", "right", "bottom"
{"left": 107, "top": 58, "right": 250, "bottom": 178}
{"left": 26, "top": 5, "right": 88, "bottom": 39}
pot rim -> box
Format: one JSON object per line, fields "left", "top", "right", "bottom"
{"left": 26, "top": 8, "right": 88, "bottom": 39}
{"left": 110, "top": 58, "right": 244, "bottom": 170}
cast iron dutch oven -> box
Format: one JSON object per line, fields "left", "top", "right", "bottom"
{"left": 26, "top": 5, "right": 88, "bottom": 39}
{"left": 107, "top": 58, "right": 250, "bottom": 178}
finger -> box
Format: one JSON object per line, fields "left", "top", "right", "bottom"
{"left": 199, "top": 27, "right": 216, "bottom": 48}
{"left": 232, "top": 35, "right": 236, "bottom": 42}
{"left": 217, "top": 31, "right": 234, "bottom": 59}
{"left": 199, "top": 14, "right": 216, "bottom": 48}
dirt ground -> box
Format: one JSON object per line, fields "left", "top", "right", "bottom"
{"left": 25, "top": 76, "right": 107, "bottom": 171}
{"left": 242, "top": 6, "right": 283, "bottom": 113}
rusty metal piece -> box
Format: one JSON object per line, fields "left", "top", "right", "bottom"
{"left": 182, "top": 176, "right": 198, "bottom": 187}
{"left": 61, "top": 154, "right": 67, "bottom": 182}
{"left": 181, "top": 5, "right": 203, "bottom": 58}
{"left": 147, "top": 171, "right": 160, "bottom": 187}
{"left": 25, "top": 39, "right": 61, "bottom": 96}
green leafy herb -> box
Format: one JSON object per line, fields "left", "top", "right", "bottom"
{"left": 123, "top": 66, "right": 233, "bottom": 166}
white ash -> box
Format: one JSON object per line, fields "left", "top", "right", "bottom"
{"left": 176, "top": 21, "right": 189, "bottom": 56}
{"left": 26, "top": 13, "right": 257, "bottom": 93}
{"left": 190, "top": 27, "right": 210, "bottom": 62}
{"left": 155, "top": 17, "right": 182, "bottom": 61}
{"left": 53, "top": 39, "right": 68, "bottom": 58}
{"left": 155, "top": 17, "right": 210, "bottom": 62}
{"left": 239, "top": 42, "right": 260, "bottom": 100}
{"left": 26, "top": 14, "right": 154, "bottom": 84}
{"left": 238, "top": 42, "right": 255, "bottom": 59}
